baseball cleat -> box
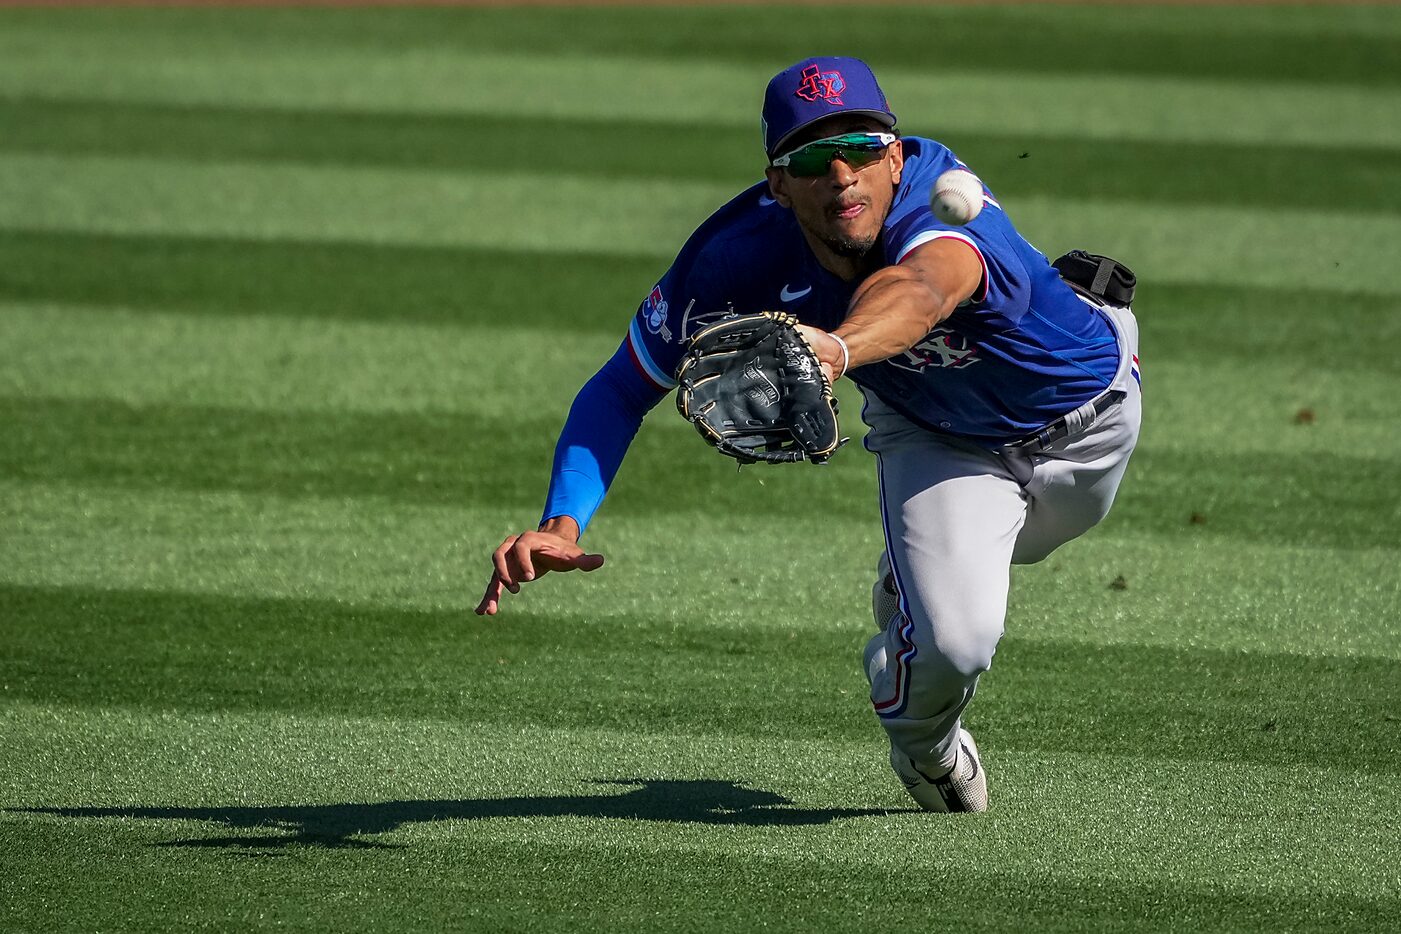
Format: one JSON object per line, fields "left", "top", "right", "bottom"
{"left": 891, "top": 728, "right": 987, "bottom": 813}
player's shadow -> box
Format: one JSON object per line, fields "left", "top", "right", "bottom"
{"left": 12, "top": 779, "right": 898, "bottom": 850}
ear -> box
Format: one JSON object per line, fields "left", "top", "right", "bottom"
{"left": 765, "top": 167, "right": 793, "bottom": 208}
{"left": 887, "top": 139, "right": 905, "bottom": 187}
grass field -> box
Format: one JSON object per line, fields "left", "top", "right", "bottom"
{"left": 2, "top": 4, "right": 1399, "bottom": 932}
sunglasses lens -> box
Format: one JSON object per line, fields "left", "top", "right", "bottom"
{"left": 782, "top": 134, "right": 888, "bottom": 176}
{"left": 787, "top": 146, "right": 839, "bottom": 176}
{"left": 842, "top": 148, "right": 885, "bottom": 169}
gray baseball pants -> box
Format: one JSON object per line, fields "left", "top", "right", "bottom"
{"left": 862, "top": 300, "right": 1141, "bottom": 776}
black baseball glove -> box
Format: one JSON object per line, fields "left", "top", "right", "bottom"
{"left": 675, "top": 311, "right": 845, "bottom": 465}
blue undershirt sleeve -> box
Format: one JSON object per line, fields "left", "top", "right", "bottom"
{"left": 540, "top": 340, "right": 667, "bottom": 535}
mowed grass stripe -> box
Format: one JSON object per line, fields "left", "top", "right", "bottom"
{"left": 1, "top": 46, "right": 1397, "bottom": 151}
{"left": 3, "top": 155, "right": 1399, "bottom": 296}
{"left": 3, "top": 706, "right": 1396, "bottom": 893}
{"left": 4, "top": 828, "right": 1394, "bottom": 934}
{"left": 0, "top": 304, "right": 622, "bottom": 418}
{"left": 1, "top": 11, "right": 1395, "bottom": 933}
{"left": 2, "top": 4, "right": 1398, "bottom": 85}
{"left": 0, "top": 232, "right": 659, "bottom": 330}
{"left": 5, "top": 98, "right": 1400, "bottom": 215}
{"left": 0, "top": 152, "right": 732, "bottom": 258}
{"left": 5, "top": 395, "right": 1398, "bottom": 553}
{"left": 4, "top": 581, "right": 1399, "bottom": 778}
{"left": 1, "top": 483, "right": 1397, "bottom": 661}
{"left": 5, "top": 303, "right": 1397, "bottom": 454}
{"left": 5, "top": 233, "right": 1401, "bottom": 373}
{"left": 0, "top": 705, "right": 903, "bottom": 806}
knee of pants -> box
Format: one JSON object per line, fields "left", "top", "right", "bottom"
{"left": 869, "top": 618, "right": 996, "bottom": 725}
{"left": 890, "top": 578, "right": 1006, "bottom": 683}
{"left": 916, "top": 623, "right": 1000, "bottom": 682}
{"left": 886, "top": 601, "right": 1002, "bottom": 686}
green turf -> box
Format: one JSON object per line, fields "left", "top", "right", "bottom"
{"left": 1, "top": 4, "right": 1398, "bottom": 85}
{"left": 5, "top": 154, "right": 1399, "bottom": 295}
{"left": 2, "top": 4, "right": 1399, "bottom": 933}
{"left": 6, "top": 99, "right": 1401, "bottom": 213}
{"left": 3, "top": 27, "right": 1397, "bottom": 149}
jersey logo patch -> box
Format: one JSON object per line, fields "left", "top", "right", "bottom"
{"left": 887, "top": 328, "right": 981, "bottom": 372}
{"left": 779, "top": 283, "right": 812, "bottom": 302}
{"left": 795, "top": 64, "right": 846, "bottom": 105}
{"left": 643, "top": 285, "right": 673, "bottom": 343}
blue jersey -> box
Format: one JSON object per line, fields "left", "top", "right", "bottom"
{"left": 543, "top": 137, "right": 1123, "bottom": 532}
{"left": 625, "top": 137, "right": 1119, "bottom": 441}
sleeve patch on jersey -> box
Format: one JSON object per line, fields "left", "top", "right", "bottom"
{"left": 896, "top": 230, "right": 989, "bottom": 303}
{"left": 642, "top": 285, "right": 674, "bottom": 343}
{"left": 627, "top": 318, "right": 678, "bottom": 391}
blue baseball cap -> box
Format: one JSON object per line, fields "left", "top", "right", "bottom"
{"left": 762, "top": 56, "right": 897, "bottom": 159}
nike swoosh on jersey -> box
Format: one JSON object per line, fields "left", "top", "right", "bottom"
{"left": 758, "top": 195, "right": 777, "bottom": 207}
{"left": 780, "top": 284, "right": 812, "bottom": 302}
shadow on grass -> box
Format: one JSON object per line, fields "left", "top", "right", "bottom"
{"left": 11, "top": 779, "right": 901, "bottom": 850}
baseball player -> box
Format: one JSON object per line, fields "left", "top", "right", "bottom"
{"left": 477, "top": 57, "right": 1142, "bottom": 813}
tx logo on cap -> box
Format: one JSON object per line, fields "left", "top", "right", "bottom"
{"left": 795, "top": 64, "right": 846, "bottom": 104}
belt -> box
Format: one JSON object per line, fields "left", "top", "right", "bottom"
{"left": 1001, "top": 390, "right": 1126, "bottom": 454}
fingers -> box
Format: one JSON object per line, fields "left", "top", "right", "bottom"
{"left": 794, "top": 324, "right": 824, "bottom": 352}
{"left": 532, "top": 539, "right": 605, "bottom": 574}
{"left": 574, "top": 553, "right": 605, "bottom": 572}
{"left": 479, "top": 531, "right": 605, "bottom": 616}
{"left": 492, "top": 534, "right": 521, "bottom": 593}
{"left": 796, "top": 325, "right": 843, "bottom": 377}
{"left": 511, "top": 535, "right": 538, "bottom": 583}
{"left": 475, "top": 572, "right": 505, "bottom": 616}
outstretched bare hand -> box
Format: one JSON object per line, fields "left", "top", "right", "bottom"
{"left": 795, "top": 324, "right": 846, "bottom": 384}
{"left": 475, "top": 517, "right": 604, "bottom": 616}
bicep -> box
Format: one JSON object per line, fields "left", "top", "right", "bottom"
{"left": 899, "top": 236, "right": 985, "bottom": 309}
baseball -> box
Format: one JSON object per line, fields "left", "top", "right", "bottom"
{"left": 930, "top": 169, "right": 985, "bottom": 226}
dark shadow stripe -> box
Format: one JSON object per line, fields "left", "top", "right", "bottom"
{"left": 0, "top": 98, "right": 760, "bottom": 187}
{"left": 2, "top": 583, "right": 1397, "bottom": 776}
{"left": 1108, "top": 446, "right": 1401, "bottom": 552}
{"left": 9, "top": 6, "right": 1399, "bottom": 87}
{"left": 5, "top": 395, "right": 1399, "bottom": 549}
{"left": 0, "top": 230, "right": 661, "bottom": 330}
{"left": 0, "top": 395, "right": 876, "bottom": 521}
{"left": 4, "top": 97, "right": 1398, "bottom": 213}
{"left": 1136, "top": 282, "right": 1401, "bottom": 373}
{"left": 0, "top": 816, "right": 1394, "bottom": 932}
{"left": 4, "top": 395, "right": 1398, "bottom": 550}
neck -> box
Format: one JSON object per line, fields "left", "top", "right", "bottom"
{"left": 803, "top": 229, "right": 883, "bottom": 282}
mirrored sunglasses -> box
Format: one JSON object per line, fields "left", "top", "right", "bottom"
{"left": 771, "top": 132, "right": 897, "bottom": 177}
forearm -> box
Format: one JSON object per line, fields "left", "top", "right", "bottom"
{"left": 833, "top": 266, "right": 958, "bottom": 368}
{"left": 540, "top": 341, "right": 663, "bottom": 534}
{"left": 807, "top": 238, "right": 983, "bottom": 375}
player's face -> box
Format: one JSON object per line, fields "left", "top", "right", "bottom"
{"left": 765, "top": 115, "right": 904, "bottom": 275}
